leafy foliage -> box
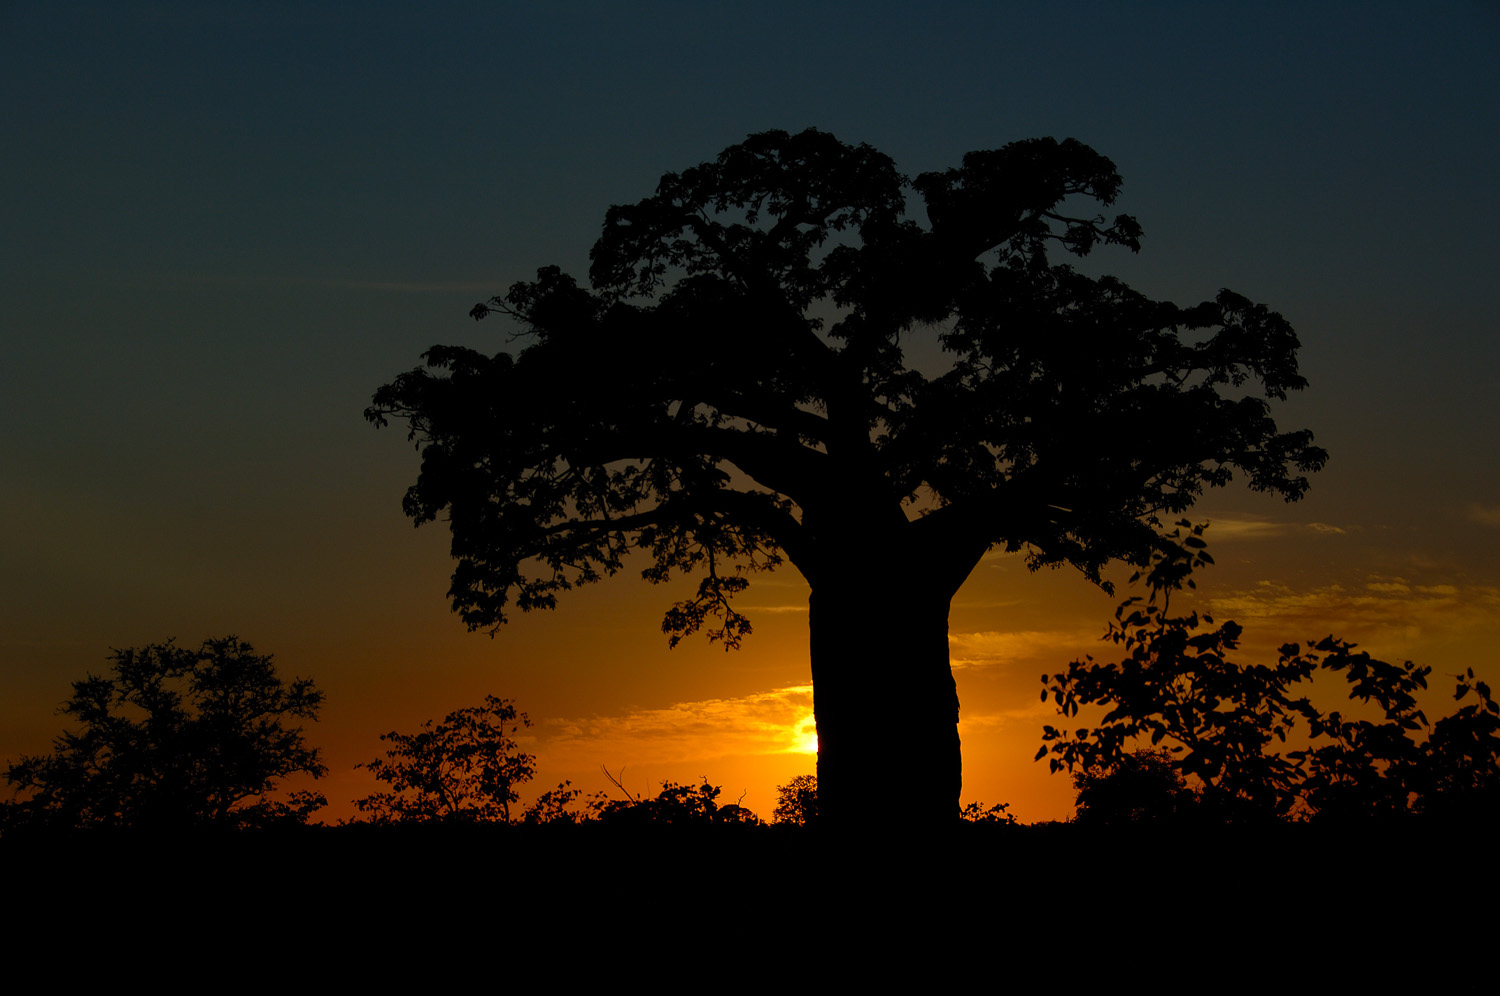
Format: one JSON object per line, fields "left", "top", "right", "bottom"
{"left": 593, "top": 773, "right": 761, "bottom": 826}
{"left": 772, "top": 774, "right": 819, "bottom": 826}
{"left": 1071, "top": 748, "right": 1193, "bottom": 826}
{"left": 2, "top": 637, "right": 326, "bottom": 830}
{"left": 355, "top": 695, "right": 543, "bottom": 823}
{"left": 1038, "top": 523, "right": 1500, "bottom": 822}
{"left": 517, "top": 780, "right": 589, "bottom": 825}
{"left": 958, "top": 801, "right": 1017, "bottom": 825}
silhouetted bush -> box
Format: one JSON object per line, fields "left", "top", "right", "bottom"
{"left": 1039, "top": 523, "right": 1500, "bottom": 823}
{"left": 593, "top": 774, "right": 761, "bottom": 826}
{"left": 1071, "top": 748, "right": 1194, "bottom": 826}
{"left": 2, "top": 637, "right": 325, "bottom": 831}
{"left": 354, "top": 695, "right": 583, "bottom": 824}
{"left": 772, "top": 774, "right": 819, "bottom": 826}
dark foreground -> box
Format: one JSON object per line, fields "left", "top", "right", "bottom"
{"left": 6, "top": 821, "right": 1489, "bottom": 987}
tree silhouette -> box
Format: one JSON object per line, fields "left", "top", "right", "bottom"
{"left": 355, "top": 695, "right": 539, "bottom": 823}
{"left": 593, "top": 771, "right": 760, "bottom": 825}
{"left": 1038, "top": 523, "right": 1500, "bottom": 822}
{"left": 1071, "top": 748, "right": 1192, "bottom": 826}
{"left": 773, "top": 774, "right": 819, "bottom": 826}
{"left": 2, "top": 637, "right": 326, "bottom": 831}
{"left": 368, "top": 129, "right": 1325, "bottom": 825}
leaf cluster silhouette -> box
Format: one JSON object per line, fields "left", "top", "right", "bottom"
{"left": 1039, "top": 523, "right": 1500, "bottom": 823}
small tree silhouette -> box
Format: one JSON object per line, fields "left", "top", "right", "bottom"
{"left": 355, "top": 695, "right": 537, "bottom": 823}
{"left": 3, "top": 637, "right": 326, "bottom": 830}
{"left": 773, "top": 774, "right": 819, "bottom": 826}
{"left": 1071, "top": 748, "right": 1192, "bottom": 826}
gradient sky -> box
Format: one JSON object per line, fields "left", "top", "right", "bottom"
{"left": 3, "top": 1, "right": 1497, "bottom": 823}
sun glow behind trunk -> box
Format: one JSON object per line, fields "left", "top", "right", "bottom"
{"left": 794, "top": 714, "right": 819, "bottom": 755}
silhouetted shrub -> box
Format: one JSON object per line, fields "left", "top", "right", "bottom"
{"left": 772, "top": 774, "right": 819, "bottom": 826}
{"left": 3, "top": 637, "right": 325, "bottom": 831}
{"left": 1071, "top": 748, "right": 1193, "bottom": 826}
{"left": 593, "top": 776, "right": 761, "bottom": 826}
{"left": 1039, "top": 523, "right": 1500, "bottom": 823}
{"left": 355, "top": 695, "right": 584, "bottom": 824}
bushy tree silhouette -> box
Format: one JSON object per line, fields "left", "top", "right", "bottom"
{"left": 355, "top": 695, "right": 539, "bottom": 823}
{"left": 1071, "top": 748, "right": 1192, "bottom": 826}
{"left": 1039, "top": 523, "right": 1500, "bottom": 822}
{"left": 369, "top": 129, "right": 1325, "bottom": 825}
{"left": 2, "top": 637, "right": 326, "bottom": 831}
{"left": 773, "top": 774, "right": 819, "bottom": 826}
{"left": 593, "top": 773, "right": 760, "bottom": 825}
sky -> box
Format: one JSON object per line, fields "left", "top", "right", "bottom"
{"left": 3, "top": 0, "right": 1498, "bottom": 824}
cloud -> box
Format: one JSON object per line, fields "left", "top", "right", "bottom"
{"left": 1467, "top": 503, "right": 1500, "bottom": 527}
{"left": 1199, "top": 518, "right": 1348, "bottom": 541}
{"left": 959, "top": 697, "right": 1059, "bottom": 730}
{"left": 1205, "top": 519, "right": 1288, "bottom": 541}
{"left": 947, "top": 629, "right": 1100, "bottom": 670}
{"left": 539, "top": 685, "right": 817, "bottom": 769}
{"left": 1206, "top": 577, "right": 1500, "bottom": 651}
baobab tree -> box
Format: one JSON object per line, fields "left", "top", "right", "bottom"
{"left": 368, "top": 129, "right": 1324, "bottom": 825}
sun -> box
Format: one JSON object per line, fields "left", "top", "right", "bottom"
{"left": 792, "top": 715, "right": 819, "bottom": 754}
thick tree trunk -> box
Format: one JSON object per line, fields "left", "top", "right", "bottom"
{"left": 809, "top": 574, "right": 961, "bottom": 828}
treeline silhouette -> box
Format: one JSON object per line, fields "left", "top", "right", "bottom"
{"left": 5, "top": 576, "right": 1496, "bottom": 836}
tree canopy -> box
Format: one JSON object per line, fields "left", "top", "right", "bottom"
{"left": 772, "top": 774, "right": 819, "bottom": 826}
{"left": 355, "top": 695, "right": 539, "bottom": 823}
{"left": 368, "top": 129, "right": 1326, "bottom": 824}
{"left": 3, "top": 637, "right": 326, "bottom": 831}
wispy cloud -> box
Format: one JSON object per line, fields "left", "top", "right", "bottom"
{"left": 960, "top": 697, "right": 1059, "bottom": 730}
{"left": 538, "top": 685, "right": 816, "bottom": 769}
{"left": 948, "top": 629, "right": 1099, "bottom": 670}
{"left": 1199, "top": 518, "right": 1348, "bottom": 541}
{"left": 1467, "top": 503, "right": 1500, "bottom": 527}
{"left": 1207, "top": 577, "right": 1500, "bottom": 650}
{"left": 1206, "top": 518, "right": 1288, "bottom": 541}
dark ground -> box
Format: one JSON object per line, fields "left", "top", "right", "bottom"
{"left": 5, "top": 821, "right": 1488, "bottom": 987}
